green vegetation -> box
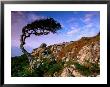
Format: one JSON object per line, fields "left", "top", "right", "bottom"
{"left": 12, "top": 54, "right": 99, "bottom": 77}
{"left": 11, "top": 54, "right": 31, "bottom": 77}
{"left": 11, "top": 54, "right": 64, "bottom": 77}
{"left": 64, "top": 59, "right": 100, "bottom": 77}
{"left": 73, "top": 62, "right": 100, "bottom": 76}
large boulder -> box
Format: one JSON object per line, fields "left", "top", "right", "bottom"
{"left": 31, "top": 43, "right": 47, "bottom": 58}
{"left": 40, "top": 43, "right": 47, "bottom": 48}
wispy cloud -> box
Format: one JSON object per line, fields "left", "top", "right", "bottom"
{"left": 85, "top": 14, "right": 94, "bottom": 18}
{"left": 67, "top": 27, "right": 80, "bottom": 35}
{"left": 11, "top": 11, "right": 100, "bottom": 57}
{"left": 81, "top": 13, "right": 94, "bottom": 24}
{"left": 11, "top": 11, "right": 26, "bottom": 24}
{"left": 11, "top": 11, "right": 47, "bottom": 50}
{"left": 67, "top": 29, "right": 79, "bottom": 35}
{"left": 83, "top": 17, "right": 91, "bottom": 23}
{"left": 84, "top": 23, "right": 93, "bottom": 28}
{"left": 79, "top": 13, "right": 97, "bottom": 37}
{"left": 11, "top": 11, "right": 46, "bottom": 24}
{"left": 27, "top": 14, "right": 46, "bottom": 22}
{"left": 80, "top": 23, "right": 99, "bottom": 37}
{"left": 66, "top": 12, "right": 99, "bottom": 38}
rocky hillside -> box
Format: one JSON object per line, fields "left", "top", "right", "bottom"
{"left": 31, "top": 33, "right": 100, "bottom": 77}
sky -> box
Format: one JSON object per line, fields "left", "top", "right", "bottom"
{"left": 11, "top": 11, "right": 100, "bottom": 57}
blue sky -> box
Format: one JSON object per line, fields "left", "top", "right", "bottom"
{"left": 11, "top": 11, "right": 100, "bottom": 57}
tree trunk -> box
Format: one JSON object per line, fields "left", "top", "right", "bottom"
{"left": 20, "top": 35, "right": 34, "bottom": 71}
{"left": 20, "top": 44, "right": 32, "bottom": 62}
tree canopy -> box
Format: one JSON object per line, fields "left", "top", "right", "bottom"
{"left": 20, "top": 17, "right": 62, "bottom": 65}
{"left": 20, "top": 18, "right": 62, "bottom": 45}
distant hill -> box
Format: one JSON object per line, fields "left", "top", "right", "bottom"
{"left": 12, "top": 33, "right": 100, "bottom": 77}
{"left": 32, "top": 33, "right": 100, "bottom": 63}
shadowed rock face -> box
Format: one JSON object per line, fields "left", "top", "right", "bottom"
{"left": 31, "top": 33, "right": 100, "bottom": 77}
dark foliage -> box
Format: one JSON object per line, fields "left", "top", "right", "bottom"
{"left": 20, "top": 17, "right": 62, "bottom": 64}
{"left": 11, "top": 54, "right": 64, "bottom": 77}
{"left": 73, "top": 62, "right": 100, "bottom": 76}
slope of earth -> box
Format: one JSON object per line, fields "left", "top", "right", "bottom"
{"left": 31, "top": 33, "right": 100, "bottom": 77}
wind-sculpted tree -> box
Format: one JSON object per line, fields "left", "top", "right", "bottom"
{"left": 20, "top": 18, "right": 62, "bottom": 70}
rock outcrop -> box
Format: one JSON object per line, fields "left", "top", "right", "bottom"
{"left": 31, "top": 33, "right": 100, "bottom": 77}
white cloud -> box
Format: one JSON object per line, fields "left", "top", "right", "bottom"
{"left": 67, "top": 27, "right": 80, "bottom": 35}
{"left": 80, "top": 28, "right": 98, "bottom": 37}
{"left": 67, "top": 30, "right": 78, "bottom": 35}
{"left": 71, "top": 26, "right": 77, "bottom": 30}
{"left": 83, "top": 17, "right": 91, "bottom": 23}
{"left": 81, "top": 13, "right": 94, "bottom": 24}
{"left": 85, "top": 14, "right": 93, "bottom": 18}
{"left": 80, "top": 22, "right": 99, "bottom": 37}
{"left": 85, "top": 23, "right": 93, "bottom": 28}
{"left": 61, "top": 23, "right": 65, "bottom": 28}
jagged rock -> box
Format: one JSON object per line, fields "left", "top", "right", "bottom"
{"left": 77, "top": 41, "right": 100, "bottom": 65}
{"left": 72, "top": 70, "right": 84, "bottom": 77}
{"left": 31, "top": 33, "right": 100, "bottom": 77}
{"left": 60, "top": 63, "right": 86, "bottom": 77}
{"left": 70, "top": 64, "right": 76, "bottom": 69}
{"left": 31, "top": 43, "right": 49, "bottom": 58}
{"left": 65, "top": 58, "right": 69, "bottom": 62}
{"left": 32, "top": 47, "right": 46, "bottom": 58}
{"left": 60, "top": 67, "right": 74, "bottom": 77}
{"left": 60, "top": 67, "right": 84, "bottom": 77}
{"left": 40, "top": 43, "right": 47, "bottom": 48}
